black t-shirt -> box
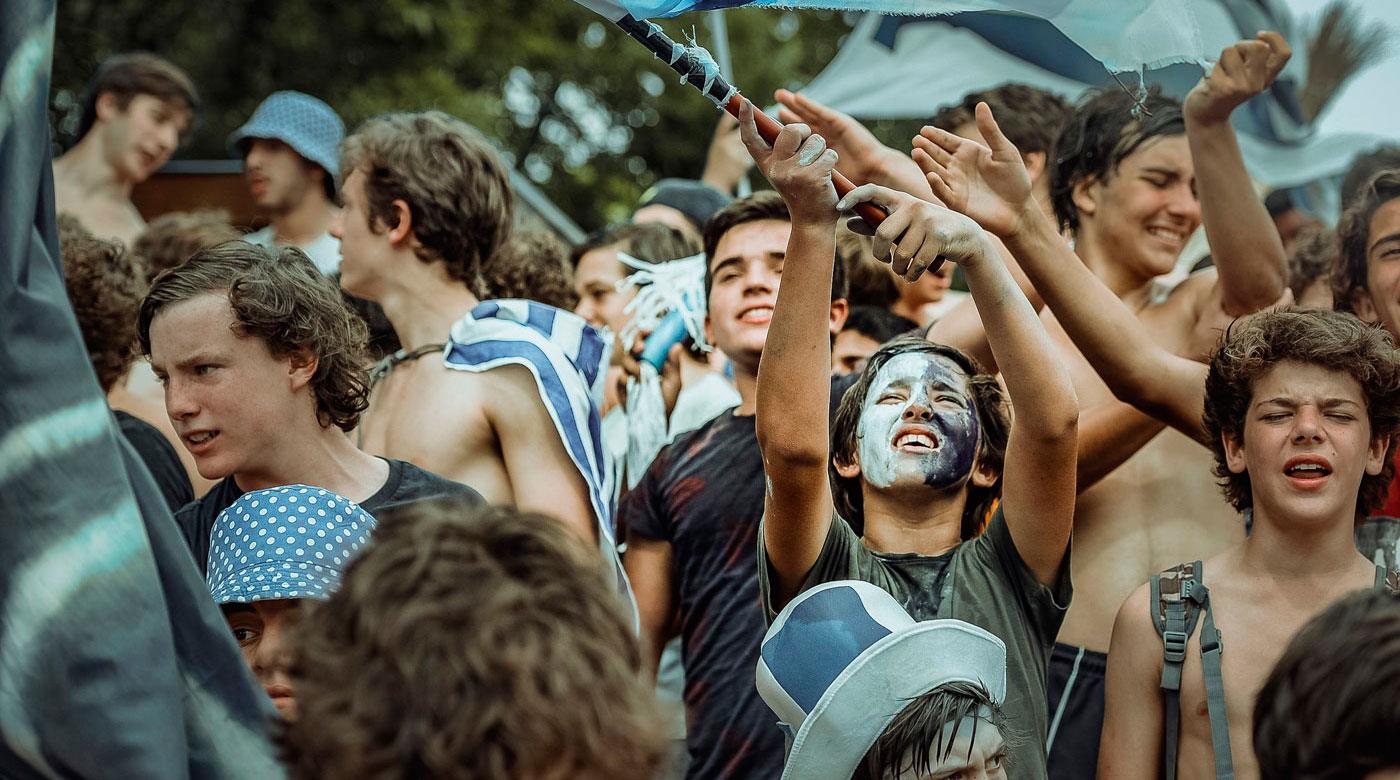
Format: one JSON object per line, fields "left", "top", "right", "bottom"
{"left": 115, "top": 410, "right": 193, "bottom": 513}
{"left": 620, "top": 374, "right": 857, "bottom": 780}
{"left": 757, "top": 508, "right": 1071, "bottom": 780}
{"left": 174, "top": 458, "right": 481, "bottom": 575}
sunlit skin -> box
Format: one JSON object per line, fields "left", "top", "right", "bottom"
{"left": 329, "top": 170, "right": 385, "bottom": 300}
{"left": 1350, "top": 198, "right": 1400, "bottom": 340}
{"left": 573, "top": 244, "right": 635, "bottom": 335}
{"left": 833, "top": 329, "right": 881, "bottom": 375}
{"left": 704, "top": 219, "right": 791, "bottom": 377}
{"left": 222, "top": 599, "right": 302, "bottom": 721}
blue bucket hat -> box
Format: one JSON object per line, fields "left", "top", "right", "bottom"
{"left": 206, "top": 485, "right": 374, "bottom": 604}
{"left": 755, "top": 580, "right": 1007, "bottom": 780}
{"left": 227, "top": 91, "right": 345, "bottom": 186}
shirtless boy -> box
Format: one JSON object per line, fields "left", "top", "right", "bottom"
{"left": 54, "top": 53, "right": 197, "bottom": 246}
{"left": 334, "top": 112, "right": 627, "bottom": 593}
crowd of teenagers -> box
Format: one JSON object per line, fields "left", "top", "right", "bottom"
{"left": 50, "top": 32, "right": 1400, "bottom": 780}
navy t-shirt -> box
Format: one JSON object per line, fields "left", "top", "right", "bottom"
{"left": 620, "top": 374, "right": 856, "bottom": 780}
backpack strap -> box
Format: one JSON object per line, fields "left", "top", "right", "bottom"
{"left": 1151, "top": 561, "right": 1204, "bottom": 780}
{"left": 1195, "top": 581, "right": 1234, "bottom": 779}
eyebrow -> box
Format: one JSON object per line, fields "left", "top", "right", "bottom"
{"left": 1369, "top": 232, "right": 1400, "bottom": 255}
{"left": 1141, "top": 166, "right": 1185, "bottom": 180}
{"left": 1256, "top": 397, "right": 1363, "bottom": 409}
{"left": 174, "top": 352, "right": 225, "bottom": 370}
{"left": 710, "top": 256, "right": 744, "bottom": 276}
{"left": 221, "top": 603, "right": 254, "bottom": 617}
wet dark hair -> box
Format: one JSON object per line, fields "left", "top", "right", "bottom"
{"left": 853, "top": 681, "right": 1007, "bottom": 780}
{"left": 831, "top": 336, "right": 1009, "bottom": 538}
{"left": 930, "top": 83, "right": 1071, "bottom": 159}
{"left": 842, "top": 305, "right": 919, "bottom": 345}
{"left": 1203, "top": 307, "right": 1400, "bottom": 520}
{"left": 1253, "top": 588, "right": 1400, "bottom": 780}
{"left": 702, "top": 191, "right": 847, "bottom": 303}
{"left": 1333, "top": 170, "right": 1400, "bottom": 316}
{"left": 1050, "top": 86, "right": 1185, "bottom": 233}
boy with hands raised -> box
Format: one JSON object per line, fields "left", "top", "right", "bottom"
{"left": 738, "top": 101, "right": 1078, "bottom": 779}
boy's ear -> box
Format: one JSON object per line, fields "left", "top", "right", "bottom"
{"left": 1022, "top": 150, "right": 1048, "bottom": 185}
{"left": 1071, "top": 176, "right": 1099, "bottom": 222}
{"left": 1222, "top": 431, "right": 1248, "bottom": 475}
{"left": 1351, "top": 287, "right": 1380, "bottom": 324}
{"left": 969, "top": 453, "right": 998, "bottom": 489}
{"left": 1366, "top": 432, "right": 1390, "bottom": 476}
{"left": 828, "top": 299, "right": 849, "bottom": 337}
{"left": 287, "top": 349, "right": 319, "bottom": 391}
{"left": 832, "top": 451, "right": 861, "bottom": 480}
{"left": 386, "top": 199, "right": 415, "bottom": 247}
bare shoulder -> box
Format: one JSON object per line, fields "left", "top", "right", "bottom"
{"left": 1112, "top": 580, "right": 1164, "bottom": 665}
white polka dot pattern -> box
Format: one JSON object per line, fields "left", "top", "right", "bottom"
{"left": 206, "top": 484, "right": 375, "bottom": 605}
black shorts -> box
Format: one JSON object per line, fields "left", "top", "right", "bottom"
{"left": 1046, "top": 642, "right": 1107, "bottom": 779}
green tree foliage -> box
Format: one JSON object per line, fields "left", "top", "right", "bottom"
{"left": 53, "top": 0, "right": 855, "bottom": 230}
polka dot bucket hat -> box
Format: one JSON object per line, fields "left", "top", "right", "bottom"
{"left": 206, "top": 485, "right": 375, "bottom": 604}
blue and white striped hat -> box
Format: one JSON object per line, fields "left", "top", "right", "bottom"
{"left": 755, "top": 581, "right": 1007, "bottom": 780}
{"left": 227, "top": 91, "right": 344, "bottom": 184}
{"left": 206, "top": 485, "right": 374, "bottom": 604}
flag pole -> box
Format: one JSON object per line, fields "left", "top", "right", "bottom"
{"left": 613, "top": 14, "right": 886, "bottom": 228}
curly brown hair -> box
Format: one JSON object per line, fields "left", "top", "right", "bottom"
{"left": 1333, "top": 170, "right": 1400, "bottom": 316}
{"left": 137, "top": 241, "right": 370, "bottom": 431}
{"left": 482, "top": 229, "right": 578, "bottom": 309}
{"left": 1203, "top": 307, "right": 1400, "bottom": 520}
{"left": 58, "top": 216, "right": 148, "bottom": 393}
{"left": 341, "top": 111, "right": 513, "bottom": 294}
{"left": 283, "top": 499, "right": 667, "bottom": 780}
{"left": 831, "top": 336, "right": 1009, "bottom": 538}
{"left": 131, "top": 209, "right": 241, "bottom": 286}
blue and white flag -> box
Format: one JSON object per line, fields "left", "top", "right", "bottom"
{"left": 578, "top": 0, "right": 1226, "bottom": 73}
{"left": 444, "top": 300, "right": 637, "bottom": 621}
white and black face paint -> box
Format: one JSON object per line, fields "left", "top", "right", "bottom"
{"left": 856, "top": 352, "right": 981, "bottom": 491}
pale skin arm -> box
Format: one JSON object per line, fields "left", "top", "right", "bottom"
{"left": 916, "top": 104, "right": 1210, "bottom": 444}
{"left": 1184, "top": 32, "right": 1292, "bottom": 320}
{"left": 839, "top": 180, "right": 1078, "bottom": 587}
{"left": 924, "top": 233, "right": 1045, "bottom": 372}
{"left": 488, "top": 365, "right": 601, "bottom": 546}
{"left": 1100, "top": 583, "right": 1166, "bottom": 780}
{"left": 740, "top": 101, "right": 843, "bottom": 610}
{"left": 623, "top": 536, "right": 676, "bottom": 676}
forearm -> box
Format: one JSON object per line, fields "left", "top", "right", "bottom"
{"left": 1187, "top": 117, "right": 1287, "bottom": 314}
{"left": 926, "top": 237, "right": 1042, "bottom": 373}
{"left": 1076, "top": 402, "right": 1166, "bottom": 492}
{"left": 963, "top": 232, "right": 1077, "bottom": 438}
{"left": 756, "top": 220, "right": 838, "bottom": 464}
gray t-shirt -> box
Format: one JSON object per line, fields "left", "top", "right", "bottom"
{"left": 758, "top": 508, "right": 1070, "bottom": 780}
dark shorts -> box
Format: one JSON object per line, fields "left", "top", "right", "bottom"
{"left": 1046, "top": 642, "right": 1107, "bottom": 779}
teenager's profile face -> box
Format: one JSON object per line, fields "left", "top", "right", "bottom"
{"left": 148, "top": 292, "right": 312, "bottom": 481}
{"left": 331, "top": 169, "right": 390, "bottom": 300}
{"left": 573, "top": 244, "right": 634, "bottom": 335}
{"left": 1077, "top": 134, "right": 1200, "bottom": 282}
{"left": 1356, "top": 197, "right": 1400, "bottom": 340}
{"left": 887, "top": 716, "right": 1007, "bottom": 780}
{"left": 854, "top": 352, "right": 981, "bottom": 493}
{"left": 1224, "top": 359, "right": 1388, "bottom": 527}
{"left": 222, "top": 599, "right": 302, "bottom": 721}
{"left": 99, "top": 93, "right": 188, "bottom": 183}
{"left": 243, "top": 137, "right": 320, "bottom": 214}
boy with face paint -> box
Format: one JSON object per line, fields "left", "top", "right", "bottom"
{"left": 916, "top": 96, "right": 1400, "bottom": 780}
{"left": 743, "top": 97, "right": 1079, "bottom": 780}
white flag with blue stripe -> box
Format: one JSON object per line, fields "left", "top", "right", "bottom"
{"left": 444, "top": 300, "right": 637, "bottom": 622}
{"left": 577, "top": 0, "right": 1223, "bottom": 73}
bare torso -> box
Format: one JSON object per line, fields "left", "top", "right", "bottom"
{"left": 1170, "top": 550, "right": 1377, "bottom": 780}
{"left": 53, "top": 174, "right": 146, "bottom": 248}
{"left": 1047, "top": 279, "right": 1245, "bottom": 652}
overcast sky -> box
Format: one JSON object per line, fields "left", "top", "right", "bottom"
{"left": 1285, "top": 0, "right": 1400, "bottom": 139}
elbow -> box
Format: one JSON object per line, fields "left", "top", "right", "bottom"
{"left": 1221, "top": 268, "right": 1288, "bottom": 317}
{"left": 757, "top": 431, "right": 830, "bottom": 472}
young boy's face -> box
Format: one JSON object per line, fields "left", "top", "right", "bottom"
{"left": 889, "top": 715, "right": 1006, "bottom": 780}
{"left": 1076, "top": 134, "right": 1200, "bottom": 281}
{"left": 1356, "top": 197, "right": 1400, "bottom": 340}
{"left": 849, "top": 352, "right": 982, "bottom": 494}
{"left": 573, "top": 244, "right": 634, "bottom": 335}
{"left": 332, "top": 169, "right": 395, "bottom": 301}
{"left": 222, "top": 599, "right": 302, "bottom": 720}
{"left": 97, "top": 93, "right": 189, "bottom": 184}
{"left": 1224, "top": 359, "right": 1389, "bottom": 526}
{"left": 243, "top": 137, "right": 321, "bottom": 214}
{"left": 705, "top": 218, "right": 788, "bottom": 372}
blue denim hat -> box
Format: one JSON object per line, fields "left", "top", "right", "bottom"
{"left": 228, "top": 91, "right": 344, "bottom": 184}
{"left": 206, "top": 485, "right": 374, "bottom": 604}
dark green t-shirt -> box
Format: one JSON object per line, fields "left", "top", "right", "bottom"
{"left": 758, "top": 508, "right": 1071, "bottom": 780}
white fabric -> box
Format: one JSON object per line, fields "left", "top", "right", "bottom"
{"left": 244, "top": 225, "right": 342, "bottom": 275}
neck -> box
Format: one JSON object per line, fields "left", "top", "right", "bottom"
{"left": 55, "top": 134, "right": 134, "bottom": 198}
{"left": 1240, "top": 501, "right": 1366, "bottom": 579}
{"left": 1073, "top": 228, "right": 1154, "bottom": 305}
{"left": 233, "top": 421, "right": 384, "bottom": 497}
{"left": 733, "top": 360, "right": 758, "bottom": 416}
{"left": 860, "top": 486, "right": 967, "bottom": 556}
{"left": 374, "top": 257, "right": 480, "bottom": 350}
{"left": 890, "top": 297, "right": 927, "bottom": 323}
{"left": 270, "top": 193, "right": 337, "bottom": 246}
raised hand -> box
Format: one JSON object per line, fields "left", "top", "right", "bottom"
{"left": 836, "top": 183, "right": 992, "bottom": 282}
{"left": 1184, "top": 31, "right": 1291, "bottom": 126}
{"left": 738, "top": 99, "right": 839, "bottom": 225}
{"left": 776, "top": 89, "right": 934, "bottom": 200}
{"left": 912, "top": 102, "right": 1035, "bottom": 240}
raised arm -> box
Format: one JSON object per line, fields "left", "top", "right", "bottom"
{"left": 1184, "top": 32, "right": 1291, "bottom": 320}
{"left": 836, "top": 180, "right": 1078, "bottom": 587}
{"left": 916, "top": 104, "right": 1209, "bottom": 443}
{"left": 775, "top": 89, "right": 936, "bottom": 202}
{"left": 740, "top": 102, "right": 841, "bottom": 606}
